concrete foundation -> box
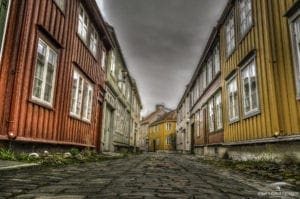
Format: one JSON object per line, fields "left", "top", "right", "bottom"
{"left": 194, "top": 140, "right": 300, "bottom": 163}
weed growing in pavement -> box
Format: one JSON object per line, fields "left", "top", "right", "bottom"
{"left": 0, "top": 147, "right": 15, "bottom": 160}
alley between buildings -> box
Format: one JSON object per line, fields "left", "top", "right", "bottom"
{"left": 0, "top": 153, "right": 298, "bottom": 198}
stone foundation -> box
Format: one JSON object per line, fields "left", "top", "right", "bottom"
{"left": 194, "top": 139, "right": 300, "bottom": 163}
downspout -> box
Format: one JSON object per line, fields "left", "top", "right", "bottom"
{"left": 267, "top": 0, "right": 284, "bottom": 135}
{"left": 7, "top": 1, "right": 26, "bottom": 139}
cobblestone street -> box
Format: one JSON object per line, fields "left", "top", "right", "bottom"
{"left": 0, "top": 153, "right": 298, "bottom": 199}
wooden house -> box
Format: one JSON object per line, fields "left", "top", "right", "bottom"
{"left": 149, "top": 111, "right": 177, "bottom": 152}
{"left": 0, "top": 0, "right": 113, "bottom": 151}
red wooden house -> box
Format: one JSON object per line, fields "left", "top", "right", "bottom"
{"left": 0, "top": 0, "right": 113, "bottom": 151}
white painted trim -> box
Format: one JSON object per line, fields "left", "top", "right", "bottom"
{"left": 0, "top": 0, "right": 11, "bottom": 60}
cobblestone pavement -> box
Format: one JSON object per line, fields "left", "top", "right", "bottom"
{"left": 0, "top": 153, "right": 298, "bottom": 198}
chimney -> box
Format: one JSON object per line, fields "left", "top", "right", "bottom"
{"left": 156, "top": 104, "right": 165, "bottom": 110}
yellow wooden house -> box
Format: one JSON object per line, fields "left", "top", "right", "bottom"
{"left": 149, "top": 111, "right": 177, "bottom": 152}
{"left": 217, "top": 0, "right": 300, "bottom": 143}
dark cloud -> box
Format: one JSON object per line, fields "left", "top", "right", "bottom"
{"left": 97, "top": 0, "right": 227, "bottom": 115}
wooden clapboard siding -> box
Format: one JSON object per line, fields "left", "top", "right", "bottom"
{"left": 270, "top": 0, "right": 300, "bottom": 135}
{"left": 221, "top": 0, "right": 279, "bottom": 142}
{"left": 221, "top": 0, "right": 300, "bottom": 143}
{"left": 0, "top": 0, "right": 111, "bottom": 148}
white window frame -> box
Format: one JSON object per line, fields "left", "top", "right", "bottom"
{"left": 54, "top": 0, "right": 65, "bottom": 11}
{"left": 89, "top": 25, "right": 98, "bottom": 56}
{"left": 82, "top": 83, "right": 93, "bottom": 121}
{"left": 208, "top": 98, "right": 214, "bottom": 133}
{"left": 32, "top": 38, "right": 58, "bottom": 106}
{"left": 166, "top": 136, "right": 172, "bottom": 145}
{"left": 110, "top": 51, "right": 116, "bottom": 77}
{"left": 78, "top": 6, "right": 88, "bottom": 43}
{"left": 166, "top": 122, "right": 172, "bottom": 131}
{"left": 196, "top": 111, "right": 200, "bottom": 137}
{"left": 241, "top": 57, "right": 259, "bottom": 116}
{"left": 227, "top": 75, "right": 239, "bottom": 122}
{"left": 101, "top": 49, "right": 106, "bottom": 70}
{"left": 225, "top": 11, "right": 236, "bottom": 57}
{"left": 289, "top": 10, "right": 300, "bottom": 99}
{"left": 70, "top": 68, "right": 94, "bottom": 122}
{"left": 0, "top": 0, "right": 11, "bottom": 60}
{"left": 213, "top": 43, "right": 220, "bottom": 74}
{"left": 207, "top": 57, "right": 213, "bottom": 84}
{"left": 215, "top": 91, "right": 223, "bottom": 130}
{"left": 239, "top": 0, "right": 253, "bottom": 38}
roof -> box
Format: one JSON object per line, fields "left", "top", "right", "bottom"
{"left": 150, "top": 110, "right": 177, "bottom": 126}
{"left": 141, "top": 106, "right": 170, "bottom": 125}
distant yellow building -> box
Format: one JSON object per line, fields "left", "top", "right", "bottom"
{"left": 149, "top": 111, "right": 177, "bottom": 152}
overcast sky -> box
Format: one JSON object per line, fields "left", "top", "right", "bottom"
{"left": 96, "top": 0, "right": 227, "bottom": 116}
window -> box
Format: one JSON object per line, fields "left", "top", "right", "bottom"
{"left": 225, "top": 11, "right": 235, "bottom": 56}
{"left": 89, "top": 26, "right": 98, "bottom": 56}
{"left": 166, "top": 123, "right": 172, "bottom": 131}
{"left": 32, "top": 38, "right": 58, "bottom": 105}
{"left": 207, "top": 58, "right": 213, "bottom": 84}
{"left": 213, "top": 44, "right": 220, "bottom": 74}
{"left": 0, "top": 0, "right": 10, "bottom": 58}
{"left": 195, "top": 111, "right": 200, "bottom": 137}
{"left": 110, "top": 52, "right": 115, "bottom": 76}
{"left": 215, "top": 92, "right": 223, "bottom": 130}
{"left": 166, "top": 136, "right": 172, "bottom": 145}
{"left": 78, "top": 6, "right": 88, "bottom": 42}
{"left": 82, "top": 84, "right": 93, "bottom": 121}
{"left": 227, "top": 76, "right": 239, "bottom": 122}
{"left": 78, "top": 5, "right": 98, "bottom": 57}
{"left": 156, "top": 138, "right": 159, "bottom": 146}
{"left": 199, "top": 70, "right": 205, "bottom": 94}
{"left": 239, "top": 0, "right": 253, "bottom": 37}
{"left": 241, "top": 58, "right": 259, "bottom": 115}
{"left": 54, "top": 0, "right": 65, "bottom": 11}
{"left": 208, "top": 99, "right": 214, "bottom": 133}
{"left": 289, "top": 13, "right": 300, "bottom": 98}
{"left": 70, "top": 68, "right": 94, "bottom": 122}
{"left": 101, "top": 49, "right": 106, "bottom": 70}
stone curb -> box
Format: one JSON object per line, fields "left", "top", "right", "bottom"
{"left": 0, "top": 163, "right": 39, "bottom": 171}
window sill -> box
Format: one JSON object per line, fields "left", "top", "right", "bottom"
{"left": 228, "top": 118, "right": 240, "bottom": 125}
{"left": 53, "top": 1, "right": 66, "bottom": 16}
{"left": 76, "top": 33, "right": 98, "bottom": 61}
{"left": 238, "top": 24, "right": 254, "bottom": 45}
{"left": 208, "top": 128, "right": 224, "bottom": 135}
{"left": 226, "top": 47, "right": 236, "bottom": 61}
{"left": 28, "top": 99, "right": 54, "bottom": 111}
{"left": 243, "top": 110, "right": 261, "bottom": 120}
{"left": 69, "top": 114, "right": 92, "bottom": 125}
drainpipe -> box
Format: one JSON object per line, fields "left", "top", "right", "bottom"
{"left": 7, "top": 1, "right": 26, "bottom": 139}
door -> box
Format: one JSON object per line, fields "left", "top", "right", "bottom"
{"left": 202, "top": 107, "right": 208, "bottom": 145}
{"left": 190, "top": 123, "right": 194, "bottom": 154}
{"left": 103, "top": 107, "right": 113, "bottom": 151}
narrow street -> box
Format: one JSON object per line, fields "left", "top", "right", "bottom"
{"left": 0, "top": 153, "right": 297, "bottom": 198}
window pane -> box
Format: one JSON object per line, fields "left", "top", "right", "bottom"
{"left": 293, "top": 17, "right": 300, "bottom": 97}
{"left": 239, "top": 0, "right": 253, "bottom": 36}
{"left": 71, "top": 74, "right": 78, "bottom": 114}
{"left": 32, "top": 39, "right": 57, "bottom": 105}
{"left": 227, "top": 77, "right": 239, "bottom": 121}
{"left": 242, "top": 59, "right": 259, "bottom": 115}
{"left": 226, "top": 12, "right": 235, "bottom": 56}
{"left": 76, "top": 77, "right": 83, "bottom": 115}
{"left": 208, "top": 100, "right": 214, "bottom": 132}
